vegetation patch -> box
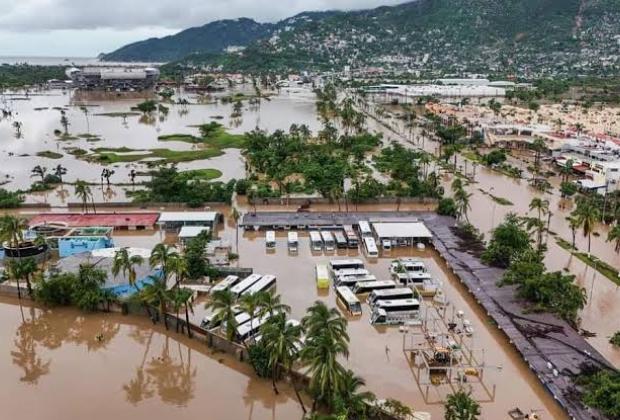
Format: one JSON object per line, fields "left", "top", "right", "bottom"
{"left": 36, "top": 150, "right": 63, "bottom": 159}
{"left": 0, "top": 189, "right": 24, "bottom": 208}
{"left": 478, "top": 188, "right": 513, "bottom": 206}
{"left": 87, "top": 147, "right": 224, "bottom": 164}
{"left": 555, "top": 237, "right": 620, "bottom": 286}
{"left": 94, "top": 112, "right": 141, "bottom": 118}
{"left": 159, "top": 123, "right": 245, "bottom": 148}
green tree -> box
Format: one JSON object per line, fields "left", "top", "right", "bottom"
{"left": 336, "top": 370, "right": 376, "bottom": 418}
{"left": 257, "top": 291, "right": 291, "bottom": 318}
{"left": 481, "top": 213, "right": 532, "bottom": 268}
{"left": 112, "top": 248, "right": 145, "bottom": 294}
{"left": 444, "top": 390, "right": 481, "bottom": 420}
{"left": 149, "top": 243, "right": 179, "bottom": 281}
{"left": 74, "top": 180, "right": 94, "bottom": 214}
{"left": 6, "top": 258, "right": 38, "bottom": 298}
{"left": 573, "top": 198, "right": 600, "bottom": 255}
{"left": 170, "top": 287, "right": 194, "bottom": 338}
{"left": 140, "top": 276, "right": 170, "bottom": 329}
{"left": 206, "top": 290, "right": 238, "bottom": 341}
{"left": 607, "top": 224, "right": 620, "bottom": 254}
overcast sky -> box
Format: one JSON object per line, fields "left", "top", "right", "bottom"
{"left": 0, "top": 0, "right": 405, "bottom": 57}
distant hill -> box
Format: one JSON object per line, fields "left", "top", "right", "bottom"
{"left": 106, "top": 1, "right": 620, "bottom": 76}
{"left": 101, "top": 12, "right": 340, "bottom": 62}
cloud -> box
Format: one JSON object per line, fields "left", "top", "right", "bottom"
{"left": 0, "top": 0, "right": 406, "bottom": 32}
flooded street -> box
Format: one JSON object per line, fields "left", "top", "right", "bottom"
{"left": 0, "top": 296, "right": 304, "bottom": 420}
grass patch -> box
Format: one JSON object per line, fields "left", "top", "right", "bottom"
{"left": 36, "top": 150, "right": 63, "bottom": 159}
{"left": 179, "top": 169, "right": 222, "bottom": 181}
{"left": 86, "top": 147, "right": 224, "bottom": 164}
{"left": 478, "top": 188, "right": 513, "bottom": 206}
{"left": 158, "top": 126, "right": 245, "bottom": 148}
{"left": 55, "top": 133, "right": 79, "bottom": 141}
{"left": 65, "top": 147, "right": 88, "bottom": 156}
{"left": 556, "top": 237, "right": 620, "bottom": 285}
{"left": 94, "top": 112, "right": 141, "bottom": 118}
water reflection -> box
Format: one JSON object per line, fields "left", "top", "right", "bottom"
{"left": 11, "top": 310, "right": 51, "bottom": 384}
{"left": 123, "top": 330, "right": 197, "bottom": 407}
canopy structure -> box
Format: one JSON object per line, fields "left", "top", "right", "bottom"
{"left": 372, "top": 222, "right": 432, "bottom": 243}
{"left": 178, "top": 226, "right": 210, "bottom": 239}
{"left": 158, "top": 212, "right": 219, "bottom": 229}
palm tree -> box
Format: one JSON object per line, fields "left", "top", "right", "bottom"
{"left": 74, "top": 180, "right": 94, "bottom": 214}
{"left": 53, "top": 164, "right": 67, "bottom": 183}
{"left": 257, "top": 291, "right": 291, "bottom": 318}
{"left": 111, "top": 248, "right": 145, "bottom": 294}
{"left": 302, "top": 301, "right": 349, "bottom": 347}
{"left": 239, "top": 292, "right": 261, "bottom": 342}
{"left": 607, "top": 224, "right": 620, "bottom": 254}
{"left": 60, "top": 110, "right": 70, "bottom": 135}
{"left": 13, "top": 121, "right": 23, "bottom": 138}
{"left": 566, "top": 215, "right": 580, "bottom": 249}
{"left": 260, "top": 313, "right": 304, "bottom": 408}
{"left": 444, "top": 389, "right": 481, "bottom": 420}
{"left": 80, "top": 106, "right": 90, "bottom": 134}
{"left": 206, "top": 290, "right": 238, "bottom": 341}
{"left": 140, "top": 276, "right": 170, "bottom": 330}
{"left": 31, "top": 165, "right": 47, "bottom": 183}
{"left": 338, "top": 370, "right": 376, "bottom": 418}
{"left": 101, "top": 168, "right": 115, "bottom": 186}
{"left": 574, "top": 200, "right": 600, "bottom": 255}
{"left": 149, "top": 243, "right": 179, "bottom": 282}
{"left": 170, "top": 287, "right": 194, "bottom": 338}
{"left": 169, "top": 255, "right": 188, "bottom": 289}
{"left": 529, "top": 197, "right": 549, "bottom": 250}
{"left": 6, "top": 258, "right": 37, "bottom": 299}
{"left": 230, "top": 207, "right": 241, "bottom": 253}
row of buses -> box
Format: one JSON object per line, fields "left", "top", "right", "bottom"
{"left": 202, "top": 273, "right": 279, "bottom": 340}
{"left": 328, "top": 259, "right": 422, "bottom": 324}
{"left": 264, "top": 222, "right": 380, "bottom": 257}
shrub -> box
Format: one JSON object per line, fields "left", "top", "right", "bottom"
{"left": 0, "top": 188, "right": 24, "bottom": 208}
{"left": 437, "top": 197, "right": 458, "bottom": 217}
{"left": 235, "top": 179, "right": 250, "bottom": 195}
{"left": 248, "top": 344, "right": 271, "bottom": 378}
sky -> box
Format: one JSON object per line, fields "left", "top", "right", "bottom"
{"left": 0, "top": 0, "right": 405, "bottom": 57}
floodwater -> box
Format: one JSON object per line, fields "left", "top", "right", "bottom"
{"left": 366, "top": 105, "right": 620, "bottom": 367}
{"left": 0, "top": 296, "right": 304, "bottom": 420}
{"left": 0, "top": 87, "right": 320, "bottom": 205}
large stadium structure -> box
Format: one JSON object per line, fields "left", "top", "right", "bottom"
{"left": 65, "top": 66, "right": 160, "bottom": 91}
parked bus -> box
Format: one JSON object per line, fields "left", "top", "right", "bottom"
{"left": 236, "top": 311, "right": 279, "bottom": 341}
{"left": 210, "top": 275, "right": 240, "bottom": 294}
{"left": 367, "top": 287, "right": 414, "bottom": 306}
{"left": 390, "top": 258, "right": 431, "bottom": 284}
{"left": 334, "top": 231, "right": 348, "bottom": 249}
{"left": 265, "top": 231, "right": 276, "bottom": 249}
{"left": 357, "top": 221, "right": 373, "bottom": 238}
{"left": 370, "top": 299, "right": 421, "bottom": 325}
{"left": 331, "top": 267, "right": 369, "bottom": 280}
{"left": 329, "top": 259, "right": 365, "bottom": 273}
{"left": 335, "top": 274, "right": 377, "bottom": 288}
{"left": 200, "top": 305, "right": 243, "bottom": 329}
{"left": 321, "top": 231, "right": 335, "bottom": 251}
{"left": 336, "top": 286, "right": 362, "bottom": 316}
{"left": 241, "top": 274, "right": 276, "bottom": 296}
{"left": 363, "top": 236, "right": 379, "bottom": 258}
{"left": 221, "top": 310, "right": 258, "bottom": 334}
{"left": 287, "top": 231, "right": 298, "bottom": 253}
{"left": 230, "top": 274, "right": 262, "bottom": 297}
{"left": 309, "top": 231, "right": 323, "bottom": 251}
{"left": 353, "top": 280, "right": 396, "bottom": 295}
{"left": 343, "top": 225, "right": 359, "bottom": 248}
{"left": 315, "top": 264, "right": 330, "bottom": 289}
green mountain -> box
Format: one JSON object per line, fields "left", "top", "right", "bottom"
{"left": 109, "top": 1, "right": 620, "bottom": 76}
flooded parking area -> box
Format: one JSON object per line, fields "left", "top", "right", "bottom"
{"left": 194, "top": 222, "right": 570, "bottom": 419}
{"left": 0, "top": 296, "right": 304, "bottom": 420}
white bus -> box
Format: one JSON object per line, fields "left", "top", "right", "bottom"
{"left": 241, "top": 274, "right": 276, "bottom": 296}
{"left": 331, "top": 267, "right": 369, "bottom": 280}
{"left": 221, "top": 310, "right": 257, "bottom": 334}
{"left": 367, "top": 287, "right": 415, "bottom": 306}
{"left": 321, "top": 231, "right": 335, "bottom": 251}
{"left": 336, "top": 286, "right": 362, "bottom": 316}
{"left": 334, "top": 231, "right": 348, "bottom": 249}
{"left": 357, "top": 221, "right": 373, "bottom": 238}
{"left": 335, "top": 274, "right": 377, "bottom": 288}
{"left": 353, "top": 280, "right": 396, "bottom": 295}
{"left": 370, "top": 299, "right": 421, "bottom": 325}
{"left": 329, "top": 259, "right": 365, "bottom": 273}
{"left": 230, "top": 274, "right": 262, "bottom": 297}
{"left": 200, "top": 305, "right": 243, "bottom": 329}
{"left": 390, "top": 258, "right": 431, "bottom": 285}
{"left": 265, "top": 231, "right": 276, "bottom": 249}
{"left": 210, "top": 275, "right": 240, "bottom": 294}
{"left": 363, "top": 237, "right": 379, "bottom": 258}
{"left": 287, "top": 232, "right": 298, "bottom": 253}
{"left": 235, "top": 311, "right": 279, "bottom": 341}
{"left": 343, "top": 225, "right": 359, "bottom": 248}
{"left": 309, "top": 231, "right": 323, "bottom": 251}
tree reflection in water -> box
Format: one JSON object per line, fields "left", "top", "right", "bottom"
{"left": 10, "top": 306, "right": 120, "bottom": 383}
{"left": 124, "top": 329, "right": 197, "bottom": 407}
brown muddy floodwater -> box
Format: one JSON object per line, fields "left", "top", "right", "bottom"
{"left": 0, "top": 87, "right": 320, "bottom": 206}
{"left": 0, "top": 296, "right": 304, "bottom": 420}
{"left": 368, "top": 110, "right": 620, "bottom": 368}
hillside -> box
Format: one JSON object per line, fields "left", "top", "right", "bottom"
{"left": 110, "top": 0, "right": 620, "bottom": 76}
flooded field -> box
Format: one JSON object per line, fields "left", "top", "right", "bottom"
{"left": 0, "top": 87, "right": 320, "bottom": 205}
{"left": 0, "top": 296, "right": 304, "bottom": 420}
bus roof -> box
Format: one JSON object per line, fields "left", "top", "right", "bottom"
{"left": 309, "top": 231, "right": 322, "bottom": 241}
{"left": 358, "top": 221, "right": 372, "bottom": 232}
{"left": 370, "top": 287, "right": 414, "bottom": 298}
{"left": 287, "top": 231, "right": 298, "bottom": 242}
{"left": 376, "top": 298, "right": 420, "bottom": 307}
{"left": 266, "top": 231, "right": 276, "bottom": 241}
{"left": 320, "top": 231, "right": 334, "bottom": 241}
{"left": 230, "top": 274, "right": 262, "bottom": 295}
{"left": 242, "top": 274, "right": 276, "bottom": 296}
{"left": 336, "top": 286, "right": 359, "bottom": 303}
{"left": 330, "top": 258, "right": 364, "bottom": 268}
